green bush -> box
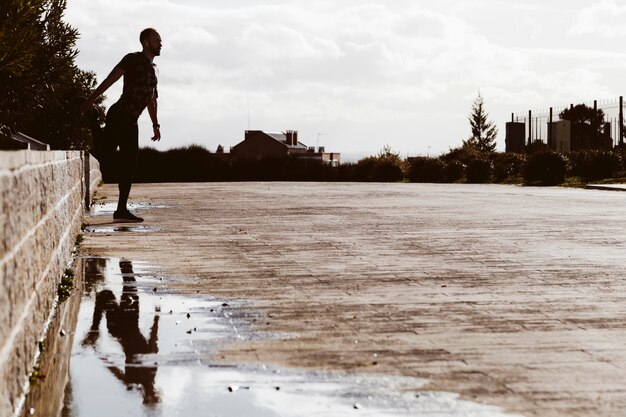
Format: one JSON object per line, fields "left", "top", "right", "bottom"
{"left": 465, "top": 159, "right": 493, "bottom": 183}
{"left": 353, "top": 146, "right": 405, "bottom": 182}
{"left": 523, "top": 151, "right": 567, "bottom": 186}
{"left": 406, "top": 157, "right": 446, "bottom": 183}
{"left": 444, "top": 161, "right": 464, "bottom": 182}
{"left": 568, "top": 151, "right": 621, "bottom": 181}
{"left": 492, "top": 152, "right": 526, "bottom": 182}
{"left": 441, "top": 144, "right": 488, "bottom": 165}
{"left": 353, "top": 157, "right": 376, "bottom": 181}
{"left": 371, "top": 158, "right": 405, "bottom": 182}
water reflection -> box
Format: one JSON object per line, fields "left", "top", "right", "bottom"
{"left": 80, "top": 260, "right": 160, "bottom": 406}
{"left": 84, "top": 225, "right": 162, "bottom": 233}
{"left": 59, "top": 258, "right": 520, "bottom": 417}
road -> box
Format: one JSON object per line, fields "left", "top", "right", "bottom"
{"left": 83, "top": 182, "right": 626, "bottom": 417}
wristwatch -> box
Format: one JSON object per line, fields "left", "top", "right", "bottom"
{"left": 153, "top": 123, "right": 160, "bottom": 129}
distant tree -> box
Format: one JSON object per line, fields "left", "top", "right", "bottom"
{"left": 377, "top": 144, "right": 401, "bottom": 161}
{"left": 464, "top": 92, "right": 498, "bottom": 153}
{"left": 0, "top": 0, "right": 96, "bottom": 149}
{"left": 559, "top": 104, "right": 606, "bottom": 151}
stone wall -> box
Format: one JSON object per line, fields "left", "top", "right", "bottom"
{"left": 0, "top": 150, "right": 100, "bottom": 417}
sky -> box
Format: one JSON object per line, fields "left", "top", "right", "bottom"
{"left": 65, "top": 0, "right": 626, "bottom": 160}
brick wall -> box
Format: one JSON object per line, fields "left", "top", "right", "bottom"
{"left": 0, "top": 150, "right": 100, "bottom": 417}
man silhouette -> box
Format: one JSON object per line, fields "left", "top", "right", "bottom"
{"left": 82, "top": 28, "right": 162, "bottom": 222}
{"left": 82, "top": 260, "right": 160, "bottom": 406}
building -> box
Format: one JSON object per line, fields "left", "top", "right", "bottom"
{"left": 231, "top": 130, "right": 340, "bottom": 166}
{"left": 547, "top": 120, "right": 571, "bottom": 153}
{"left": 505, "top": 122, "right": 525, "bottom": 153}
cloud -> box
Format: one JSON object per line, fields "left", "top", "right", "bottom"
{"left": 570, "top": 0, "right": 626, "bottom": 38}
{"left": 66, "top": 1, "right": 626, "bottom": 154}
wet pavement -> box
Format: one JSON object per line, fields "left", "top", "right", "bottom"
{"left": 72, "top": 182, "right": 626, "bottom": 417}
{"left": 25, "top": 257, "right": 520, "bottom": 417}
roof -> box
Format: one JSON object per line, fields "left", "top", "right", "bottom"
{"left": 263, "top": 132, "right": 307, "bottom": 149}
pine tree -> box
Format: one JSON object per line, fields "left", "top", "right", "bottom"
{"left": 464, "top": 92, "right": 498, "bottom": 153}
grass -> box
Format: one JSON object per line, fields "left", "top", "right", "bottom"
{"left": 560, "top": 176, "right": 626, "bottom": 188}
{"left": 585, "top": 176, "right": 626, "bottom": 184}
{"left": 561, "top": 176, "right": 586, "bottom": 188}
{"left": 29, "top": 366, "right": 45, "bottom": 384}
{"left": 57, "top": 268, "right": 75, "bottom": 302}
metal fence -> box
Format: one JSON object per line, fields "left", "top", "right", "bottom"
{"left": 512, "top": 96, "right": 624, "bottom": 147}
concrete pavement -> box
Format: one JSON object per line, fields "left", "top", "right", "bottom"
{"left": 83, "top": 182, "right": 626, "bottom": 417}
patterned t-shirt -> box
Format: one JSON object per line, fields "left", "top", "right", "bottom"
{"left": 115, "top": 52, "right": 158, "bottom": 119}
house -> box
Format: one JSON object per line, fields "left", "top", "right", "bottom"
{"left": 231, "top": 130, "right": 340, "bottom": 166}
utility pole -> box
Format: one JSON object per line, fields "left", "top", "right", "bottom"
{"left": 528, "top": 110, "right": 532, "bottom": 146}
{"left": 246, "top": 93, "right": 250, "bottom": 130}
{"left": 619, "top": 96, "right": 624, "bottom": 148}
{"left": 594, "top": 100, "right": 598, "bottom": 149}
{"left": 548, "top": 107, "right": 553, "bottom": 147}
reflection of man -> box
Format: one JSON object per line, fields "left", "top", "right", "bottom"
{"left": 82, "top": 28, "right": 162, "bottom": 223}
{"left": 82, "top": 260, "right": 160, "bottom": 405}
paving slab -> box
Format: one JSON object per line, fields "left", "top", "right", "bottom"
{"left": 82, "top": 182, "right": 626, "bottom": 417}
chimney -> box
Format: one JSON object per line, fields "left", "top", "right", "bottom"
{"left": 293, "top": 131, "right": 298, "bottom": 146}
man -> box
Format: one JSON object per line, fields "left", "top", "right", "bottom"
{"left": 82, "top": 28, "right": 162, "bottom": 222}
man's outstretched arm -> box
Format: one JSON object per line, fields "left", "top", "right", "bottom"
{"left": 81, "top": 66, "right": 125, "bottom": 113}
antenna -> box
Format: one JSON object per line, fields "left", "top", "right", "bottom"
{"left": 316, "top": 132, "right": 326, "bottom": 149}
{"left": 246, "top": 93, "right": 250, "bottom": 130}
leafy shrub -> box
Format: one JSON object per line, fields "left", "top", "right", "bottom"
{"left": 523, "top": 151, "right": 567, "bottom": 186}
{"left": 568, "top": 150, "right": 621, "bottom": 181}
{"left": 444, "top": 161, "right": 464, "bottom": 182}
{"left": 353, "top": 146, "right": 405, "bottom": 182}
{"left": 371, "top": 158, "right": 404, "bottom": 182}
{"left": 406, "top": 157, "right": 446, "bottom": 183}
{"left": 465, "top": 159, "right": 493, "bottom": 183}
{"left": 440, "top": 143, "right": 487, "bottom": 165}
{"left": 353, "top": 157, "right": 377, "bottom": 181}
{"left": 492, "top": 152, "right": 526, "bottom": 182}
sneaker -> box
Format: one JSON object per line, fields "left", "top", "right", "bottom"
{"left": 113, "top": 210, "right": 144, "bottom": 223}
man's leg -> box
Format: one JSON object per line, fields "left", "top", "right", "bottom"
{"left": 101, "top": 107, "right": 123, "bottom": 184}
{"left": 114, "top": 119, "right": 142, "bottom": 221}
{"left": 117, "top": 182, "right": 131, "bottom": 212}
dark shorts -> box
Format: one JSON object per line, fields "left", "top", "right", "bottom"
{"left": 103, "top": 102, "right": 139, "bottom": 187}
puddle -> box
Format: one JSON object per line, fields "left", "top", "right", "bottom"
{"left": 90, "top": 202, "right": 173, "bottom": 216}
{"left": 23, "top": 257, "right": 523, "bottom": 417}
{"left": 86, "top": 202, "right": 168, "bottom": 233}
{"left": 84, "top": 225, "right": 162, "bottom": 233}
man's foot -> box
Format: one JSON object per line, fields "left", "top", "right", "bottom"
{"left": 113, "top": 209, "right": 144, "bottom": 223}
